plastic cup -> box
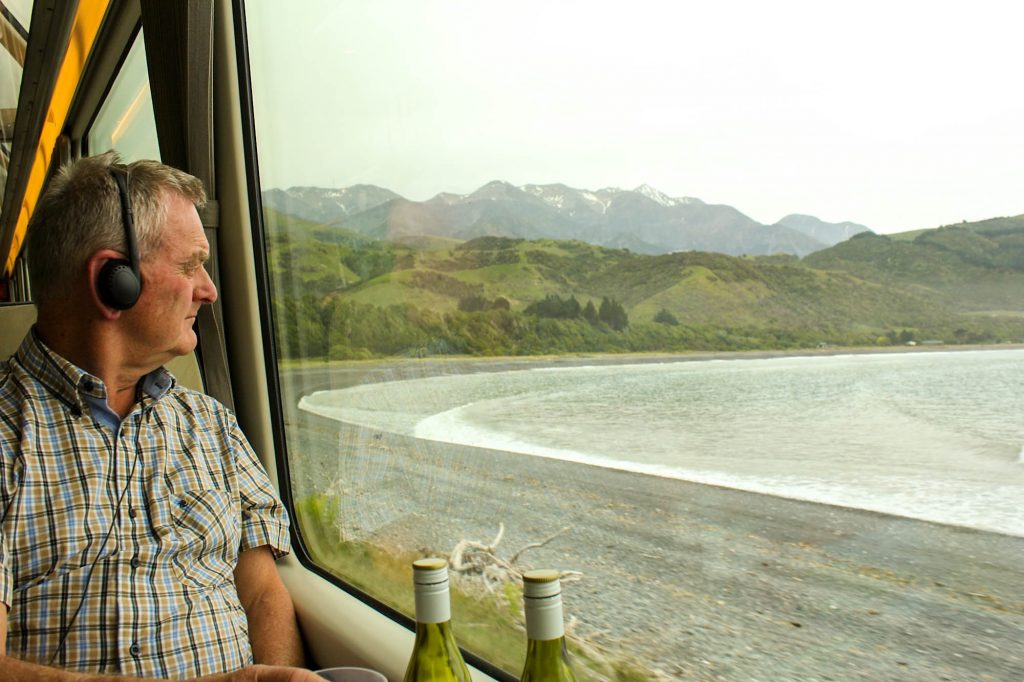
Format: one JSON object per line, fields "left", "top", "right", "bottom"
{"left": 315, "top": 667, "right": 388, "bottom": 682}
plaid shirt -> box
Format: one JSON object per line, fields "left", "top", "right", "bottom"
{"left": 0, "top": 330, "right": 291, "bottom": 678}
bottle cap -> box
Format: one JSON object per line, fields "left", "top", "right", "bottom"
{"left": 412, "top": 557, "right": 449, "bottom": 586}
{"left": 522, "top": 569, "right": 561, "bottom": 599}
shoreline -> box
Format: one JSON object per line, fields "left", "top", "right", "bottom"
{"left": 278, "top": 341, "right": 1024, "bottom": 376}
{"left": 280, "top": 364, "right": 1024, "bottom": 681}
{"left": 292, "top": 349, "right": 1024, "bottom": 540}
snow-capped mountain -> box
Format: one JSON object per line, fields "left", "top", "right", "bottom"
{"left": 263, "top": 182, "right": 872, "bottom": 257}
{"left": 262, "top": 184, "right": 401, "bottom": 224}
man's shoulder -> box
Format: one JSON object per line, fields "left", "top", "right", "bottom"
{"left": 159, "top": 382, "right": 238, "bottom": 427}
{"left": 163, "top": 382, "right": 226, "bottom": 410}
{"left": 1, "top": 330, "right": 76, "bottom": 407}
{"left": 156, "top": 384, "right": 255, "bottom": 459}
{"left": 0, "top": 354, "right": 39, "bottom": 443}
{"left": 0, "top": 353, "right": 35, "bottom": 408}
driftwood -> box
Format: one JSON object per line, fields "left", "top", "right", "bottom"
{"left": 448, "top": 523, "right": 581, "bottom": 591}
{"left": 444, "top": 526, "right": 680, "bottom": 679}
{"left": 509, "top": 526, "right": 572, "bottom": 564}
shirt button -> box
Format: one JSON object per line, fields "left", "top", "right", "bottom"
{"left": 129, "top": 643, "right": 141, "bottom": 657}
{"left": 177, "top": 499, "right": 188, "bottom": 509}
{"left": 130, "top": 556, "right": 141, "bottom": 569}
{"left": 128, "top": 507, "right": 138, "bottom": 519}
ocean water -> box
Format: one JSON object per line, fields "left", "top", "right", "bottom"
{"left": 298, "top": 349, "right": 1024, "bottom": 537}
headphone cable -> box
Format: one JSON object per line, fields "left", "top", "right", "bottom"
{"left": 48, "top": 419, "right": 142, "bottom": 667}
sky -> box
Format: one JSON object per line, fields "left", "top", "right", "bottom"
{"left": 246, "top": 0, "right": 1024, "bottom": 234}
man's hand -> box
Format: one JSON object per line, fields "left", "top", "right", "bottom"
{"left": 210, "top": 664, "right": 324, "bottom": 682}
{"left": 0, "top": 656, "right": 323, "bottom": 682}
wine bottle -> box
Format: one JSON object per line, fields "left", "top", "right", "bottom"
{"left": 519, "top": 570, "right": 578, "bottom": 682}
{"left": 404, "top": 557, "right": 473, "bottom": 682}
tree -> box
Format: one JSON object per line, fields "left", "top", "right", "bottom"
{"left": 525, "top": 294, "right": 583, "bottom": 319}
{"left": 598, "top": 296, "right": 629, "bottom": 331}
{"left": 654, "top": 308, "right": 679, "bottom": 326}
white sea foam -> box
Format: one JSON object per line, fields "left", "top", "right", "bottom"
{"left": 413, "top": 404, "right": 1024, "bottom": 537}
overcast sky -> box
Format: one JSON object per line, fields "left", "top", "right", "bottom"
{"left": 246, "top": 1, "right": 1024, "bottom": 234}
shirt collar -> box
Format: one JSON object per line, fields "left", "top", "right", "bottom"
{"left": 14, "top": 328, "right": 176, "bottom": 414}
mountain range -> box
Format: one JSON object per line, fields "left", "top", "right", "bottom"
{"left": 262, "top": 182, "right": 872, "bottom": 257}
{"left": 264, "top": 205, "right": 1024, "bottom": 360}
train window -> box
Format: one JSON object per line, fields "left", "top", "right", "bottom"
{"left": 86, "top": 29, "right": 159, "bottom": 160}
{"left": 0, "top": 1, "right": 30, "bottom": 212}
{"left": 243, "top": 2, "right": 1024, "bottom": 680}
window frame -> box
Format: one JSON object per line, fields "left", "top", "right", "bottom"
{"left": 229, "top": 2, "right": 513, "bottom": 679}
{"left": 79, "top": 20, "right": 154, "bottom": 160}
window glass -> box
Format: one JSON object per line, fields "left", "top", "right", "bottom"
{"left": 0, "top": 0, "right": 32, "bottom": 216}
{"left": 86, "top": 29, "right": 159, "bottom": 161}
{"left": 244, "top": 3, "right": 1024, "bottom": 680}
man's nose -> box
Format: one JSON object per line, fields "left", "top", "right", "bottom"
{"left": 196, "top": 264, "right": 218, "bottom": 304}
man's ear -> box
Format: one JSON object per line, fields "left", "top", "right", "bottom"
{"left": 86, "top": 249, "right": 128, "bottom": 320}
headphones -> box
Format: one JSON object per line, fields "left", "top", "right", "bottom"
{"left": 97, "top": 165, "right": 142, "bottom": 309}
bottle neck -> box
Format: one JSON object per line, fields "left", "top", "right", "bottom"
{"left": 521, "top": 637, "right": 576, "bottom": 682}
{"left": 525, "top": 636, "right": 568, "bottom": 658}
{"left": 414, "top": 619, "right": 456, "bottom": 638}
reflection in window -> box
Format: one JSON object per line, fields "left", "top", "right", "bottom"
{"left": 86, "top": 29, "right": 159, "bottom": 161}
{"left": 244, "top": 3, "right": 1024, "bottom": 681}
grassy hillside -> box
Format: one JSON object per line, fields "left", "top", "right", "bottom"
{"left": 264, "top": 211, "right": 1024, "bottom": 359}
{"left": 804, "top": 216, "right": 1024, "bottom": 313}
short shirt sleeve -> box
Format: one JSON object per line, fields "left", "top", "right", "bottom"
{"left": 227, "top": 415, "right": 292, "bottom": 559}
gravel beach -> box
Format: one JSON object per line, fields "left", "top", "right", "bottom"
{"left": 280, "top": 355, "right": 1024, "bottom": 681}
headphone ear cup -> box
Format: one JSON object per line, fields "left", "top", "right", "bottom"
{"left": 98, "top": 259, "right": 142, "bottom": 310}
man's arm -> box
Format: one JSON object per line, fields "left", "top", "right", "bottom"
{"left": 234, "top": 546, "right": 306, "bottom": 667}
{"left": 0, "top": 604, "right": 317, "bottom": 682}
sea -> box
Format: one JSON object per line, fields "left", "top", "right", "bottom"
{"left": 298, "top": 349, "right": 1024, "bottom": 537}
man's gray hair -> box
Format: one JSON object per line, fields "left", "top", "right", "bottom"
{"left": 26, "top": 151, "right": 207, "bottom": 306}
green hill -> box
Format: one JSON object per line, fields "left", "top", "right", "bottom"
{"left": 265, "top": 213, "right": 1024, "bottom": 359}
{"left": 264, "top": 207, "right": 403, "bottom": 291}
{"left": 804, "top": 216, "right": 1024, "bottom": 312}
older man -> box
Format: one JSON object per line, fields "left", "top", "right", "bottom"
{"left": 0, "top": 153, "right": 320, "bottom": 681}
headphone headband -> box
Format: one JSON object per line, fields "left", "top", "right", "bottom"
{"left": 109, "top": 165, "right": 140, "bottom": 275}
{"left": 97, "top": 165, "right": 142, "bottom": 309}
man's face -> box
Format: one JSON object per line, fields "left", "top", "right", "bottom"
{"left": 122, "top": 191, "right": 218, "bottom": 369}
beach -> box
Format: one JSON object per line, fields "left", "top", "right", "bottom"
{"left": 280, "top": 353, "right": 1024, "bottom": 681}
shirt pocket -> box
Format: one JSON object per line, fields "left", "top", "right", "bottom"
{"left": 169, "top": 488, "right": 241, "bottom": 589}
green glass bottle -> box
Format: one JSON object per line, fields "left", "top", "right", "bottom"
{"left": 519, "top": 570, "right": 578, "bottom": 682}
{"left": 404, "top": 558, "right": 472, "bottom": 682}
